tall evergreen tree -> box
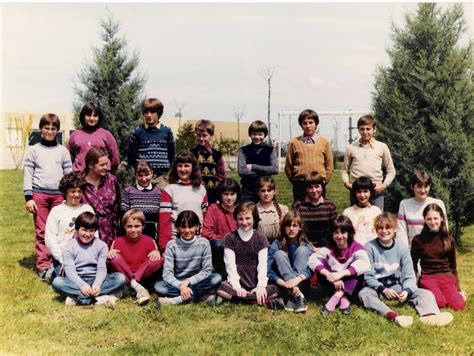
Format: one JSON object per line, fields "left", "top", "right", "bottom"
{"left": 373, "top": 3, "right": 474, "bottom": 239}
{"left": 175, "top": 121, "right": 196, "bottom": 154}
{"left": 73, "top": 13, "right": 146, "bottom": 159}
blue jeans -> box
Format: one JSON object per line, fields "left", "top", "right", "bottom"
{"left": 52, "top": 272, "right": 126, "bottom": 305}
{"left": 273, "top": 246, "right": 312, "bottom": 281}
{"left": 154, "top": 273, "right": 222, "bottom": 301}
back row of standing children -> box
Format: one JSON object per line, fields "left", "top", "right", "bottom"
{"left": 23, "top": 98, "right": 466, "bottom": 319}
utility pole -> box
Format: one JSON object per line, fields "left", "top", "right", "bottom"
{"left": 259, "top": 66, "right": 275, "bottom": 144}
{"left": 348, "top": 109, "right": 356, "bottom": 144}
{"left": 174, "top": 100, "right": 186, "bottom": 130}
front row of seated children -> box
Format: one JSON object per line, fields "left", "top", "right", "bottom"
{"left": 51, "top": 203, "right": 465, "bottom": 326}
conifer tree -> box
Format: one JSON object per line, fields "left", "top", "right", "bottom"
{"left": 175, "top": 121, "right": 196, "bottom": 154}
{"left": 373, "top": 3, "right": 474, "bottom": 239}
{"left": 73, "top": 13, "right": 146, "bottom": 159}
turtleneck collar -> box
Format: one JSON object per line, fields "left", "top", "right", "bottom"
{"left": 237, "top": 228, "right": 254, "bottom": 241}
{"left": 40, "top": 138, "right": 58, "bottom": 147}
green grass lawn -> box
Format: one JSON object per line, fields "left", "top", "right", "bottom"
{"left": 1, "top": 169, "right": 473, "bottom": 354}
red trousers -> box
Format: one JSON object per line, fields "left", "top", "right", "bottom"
{"left": 109, "top": 254, "right": 163, "bottom": 284}
{"left": 420, "top": 274, "right": 466, "bottom": 311}
{"left": 32, "top": 192, "right": 64, "bottom": 271}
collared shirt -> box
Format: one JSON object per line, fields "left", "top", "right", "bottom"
{"left": 301, "top": 132, "right": 319, "bottom": 145}
{"left": 136, "top": 182, "right": 153, "bottom": 191}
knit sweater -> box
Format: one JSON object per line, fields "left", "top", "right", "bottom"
{"left": 62, "top": 237, "right": 108, "bottom": 288}
{"left": 341, "top": 138, "right": 395, "bottom": 186}
{"left": 120, "top": 184, "right": 162, "bottom": 239}
{"left": 68, "top": 127, "right": 119, "bottom": 173}
{"left": 238, "top": 144, "right": 278, "bottom": 188}
{"left": 190, "top": 146, "right": 226, "bottom": 204}
{"left": 411, "top": 232, "right": 458, "bottom": 282}
{"left": 127, "top": 124, "right": 175, "bottom": 176}
{"left": 364, "top": 239, "right": 417, "bottom": 295}
{"left": 293, "top": 198, "right": 337, "bottom": 247}
{"left": 111, "top": 235, "right": 159, "bottom": 272}
{"left": 202, "top": 203, "right": 237, "bottom": 241}
{"left": 284, "top": 136, "right": 334, "bottom": 182}
{"left": 45, "top": 202, "right": 94, "bottom": 263}
{"left": 158, "top": 182, "right": 208, "bottom": 251}
{"left": 256, "top": 201, "right": 289, "bottom": 242}
{"left": 23, "top": 139, "right": 72, "bottom": 200}
{"left": 308, "top": 241, "right": 370, "bottom": 276}
{"left": 397, "top": 197, "right": 448, "bottom": 247}
{"left": 162, "top": 236, "right": 212, "bottom": 288}
{"left": 342, "top": 204, "right": 381, "bottom": 246}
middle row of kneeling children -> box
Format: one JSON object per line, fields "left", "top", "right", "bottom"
{"left": 53, "top": 204, "right": 454, "bottom": 328}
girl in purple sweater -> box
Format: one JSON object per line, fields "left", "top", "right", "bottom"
{"left": 68, "top": 102, "right": 119, "bottom": 173}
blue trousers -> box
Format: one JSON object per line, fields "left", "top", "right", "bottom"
{"left": 154, "top": 273, "right": 222, "bottom": 301}
{"left": 272, "top": 247, "right": 312, "bottom": 281}
{"left": 52, "top": 272, "right": 126, "bottom": 305}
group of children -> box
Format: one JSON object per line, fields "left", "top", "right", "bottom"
{"left": 24, "top": 99, "right": 466, "bottom": 326}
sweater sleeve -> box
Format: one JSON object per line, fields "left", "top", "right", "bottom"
{"left": 257, "top": 247, "right": 269, "bottom": 287}
{"left": 105, "top": 130, "right": 120, "bottom": 173}
{"left": 341, "top": 145, "right": 351, "bottom": 184}
{"left": 284, "top": 142, "right": 295, "bottom": 181}
{"left": 382, "top": 143, "right": 396, "bottom": 187}
{"left": 307, "top": 248, "right": 327, "bottom": 273}
{"left": 323, "top": 140, "right": 334, "bottom": 182}
{"left": 62, "top": 147, "right": 73, "bottom": 174}
{"left": 162, "top": 243, "right": 182, "bottom": 288}
{"left": 167, "top": 129, "right": 176, "bottom": 167}
{"left": 23, "top": 147, "right": 35, "bottom": 200}
{"left": 92, "top": 242, "right": 109, "bottom": 288}
{"left": 267, "top": 240, "right": 280, "bottom": 283}
{"left": 348, "top": 249, "right": 371, "bottom": 275}
{"left": 188, "top": 240, "right": 213, "bottom": 286}
{"left": 447, "top": 236, "right": 460, "bottom": 289}
{"left": 201, "top": 192, "right": 209, "bottom": 218}
{"left": 396, "top": 201, "right": 410, "bottom": 247}
{"left": 44, "top": 208, "right": 62, "bottom": 263}
{"left": 216, "top": 155, "right": 226, "bottom": 182}
{"left": 237, "top": 148, "right": 254, "bottom": 177}
{"left": 410, "top": 238, "right": 421, "bottom": 275}
{"left": 224, "top": 247, "right": 241, "bottom": 290}
{"left": 252, "top": 148, "right": 279, "bottom": 175}
{"left": 158, "top": 189, "right": 173, "bottom": 252}
{"left": 202, "top": 205, "right": 219, "bottom": 241}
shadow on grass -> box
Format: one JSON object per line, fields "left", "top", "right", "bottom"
{"left": 18, "top": 254, "right": 36, "bottom": 272}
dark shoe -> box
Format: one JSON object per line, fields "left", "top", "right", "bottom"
{"left": 267, "top": 297, "right": 285, "bottom": 310}
{"left": 294, "top": 297, "right": 308, "bottom": 313}
{"left": 285, "top": 297, "right": 296, "bottom": 312}
{"left": 321, "top": 306, "right": 332, "bottom": 316}
{"left": 340, "top": 307, "right": 351, "bottom": 315}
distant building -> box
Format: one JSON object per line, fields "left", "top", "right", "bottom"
{"left": 0, "top": 112, "right": 250, "bottom": 170}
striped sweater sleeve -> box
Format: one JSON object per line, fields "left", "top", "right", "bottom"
{"left": 158, "top": 189, "right": 173, "bottom": 252}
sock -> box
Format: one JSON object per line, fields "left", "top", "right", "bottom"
{"left": 339, "top": 296, "right": 350, "bottom": 309}
{"left": 386, "top": 311, "right": 398, "bottom": 320}
{"left": 130, "top": 279, "right": 144, "bottom": 292}
{"left": 325, "top": 293, "right": 342, "bottom": 311}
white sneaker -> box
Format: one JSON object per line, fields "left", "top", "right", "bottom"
{"left": 158, "top": 297, "right": 178, "bottom": 306}
{"left": 136, "top": 288, "right": 151, "bottom": 306}
{"left": 394, "top": 315, "right": 413, "bottom": 328}
{"left": 420, "top": 312, "right": 453, "bottom": 326}
{"left": 65, "top": 297, "right": 77, "bottom": 306}
{"left": 95, "top": 295, "right": 118, "bottom": 309}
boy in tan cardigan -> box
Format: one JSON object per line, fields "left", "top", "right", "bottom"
{"left": 285, "top": 109, "right": 334, "bottom": 202}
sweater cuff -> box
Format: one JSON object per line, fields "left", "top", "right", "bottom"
{"left": 348, "top": 267, "right": 357, "bottom": 276}
{"left": 403, "top": 288, "right": 413, "bottom": 298}
{"left": 376, "top": 285, "right": 386, "bottom": 294}
{"left": 315, "top": 265, "right": 326, "bottom": 274}
{"left": 25, "top": 194, "right": 33, "bottom": 202}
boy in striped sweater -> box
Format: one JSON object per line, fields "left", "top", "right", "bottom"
{"left": 285, "top": 109, "right": 334, "bottom": 202}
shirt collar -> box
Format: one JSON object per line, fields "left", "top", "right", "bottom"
{"left": 301, "top": 132, "right": 319, "bottom": 144}
{"left": 256, "top": 201, "right": 277, "bottom": 213}
{"left": 136, "top": 182, "right": 153, "bottom": 191}
{"left": 358, "top": 137, "right": 375, "bottom": 147}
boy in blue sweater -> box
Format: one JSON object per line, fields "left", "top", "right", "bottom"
{"left": 238, "top": 121, "right": 278, "bottom": 202}
{"left": 358, "top": 212, "right": 453, "bottom": 327}
{"left": 52, "top": 212, "right": 126, "bottom": 308}
{"left": 127, "top": 98, "right": 175, "bottom": 186}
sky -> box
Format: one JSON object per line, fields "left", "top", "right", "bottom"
{"left": 1, "top": 2, "right": 473, "bottom": 150}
